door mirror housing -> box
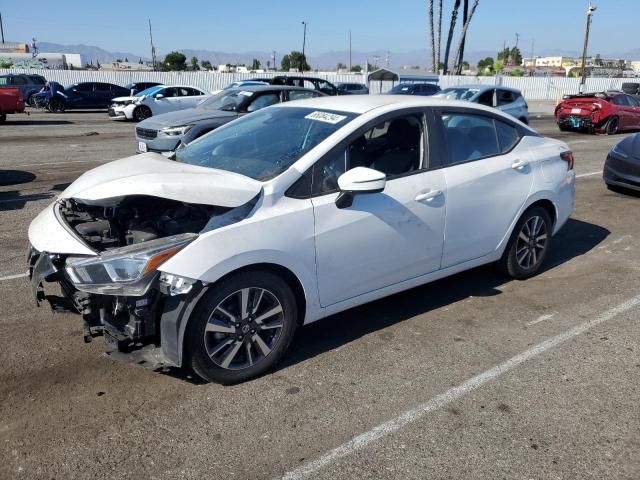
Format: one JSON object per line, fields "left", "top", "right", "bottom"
{"left": 154, "top": 93, "right": 165, "bottom": 99}
{"left": 335, "top": 167, "right": 386, "bottom": 209}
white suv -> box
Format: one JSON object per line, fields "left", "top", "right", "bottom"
{"left": 29, "top": 96, "right": 575, "bottom": 383}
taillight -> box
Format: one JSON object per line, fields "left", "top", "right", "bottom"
{"left": 560, "top": 151, "right": 574, "bottom": 170}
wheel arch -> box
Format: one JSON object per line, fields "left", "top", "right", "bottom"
{"left": 160, "top": 262, "right": 309, "bottom": 368}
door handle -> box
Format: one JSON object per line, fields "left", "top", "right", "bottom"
{"left": 511, "top": 159, "right": 529, "bottom": 170}
{"left": 415, "top": 189, "right": 443, "bottom": 202}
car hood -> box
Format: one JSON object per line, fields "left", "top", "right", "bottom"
{"left": 111, "top": 96, "right": 139, "bottom": 102}
{"left": 60, "top": 152, "right": 262, "bottom": 207}
{"left": 138, "top": 107, "right": 238, "bottom": 129}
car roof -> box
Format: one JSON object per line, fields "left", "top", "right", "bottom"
{"left": 276, "top": 94, "right": 514, "bottom": 115}
{"left": 225, "top": 85, "right": 319, "bottom": 92}
{"left": 443, "top": 84, "right": 522, "bottom": 94}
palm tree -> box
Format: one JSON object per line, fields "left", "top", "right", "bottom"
{"left": 455, "top": 0, "right": 470, "bottom": 74}
{"left": 429, "top": 0, "right": 436, "bottom": 72}
{"left": 435, "top": 0, "right": 443, "bottom": 73}
{"left": 442, "top": 0, "right": 462, "bottom": 74}
{"left": 452, "top": 0, "right": 480, "bottom": 74}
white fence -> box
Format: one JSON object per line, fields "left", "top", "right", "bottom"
{"left": 0, "top": 68, "right": 631, "bottom": 100}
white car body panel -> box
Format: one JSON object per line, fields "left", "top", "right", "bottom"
{"left": 28, "top": 202, "right": 96, "bottom": 255}
{"left": 29, "top": 95, "right": 576, "bottom": 332}
{"left": 60, "top": 153, "right": 262, "bottom": 207}
{"left": 109, "top": 86, "right": 209, "bottom": 120}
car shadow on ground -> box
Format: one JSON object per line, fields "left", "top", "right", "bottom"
{"left": 4, "top": 119, "right": 73, "bottom": 126}
{"left": 279, "top": 217, "right": 610, "bottom": 372}
{"left": 155, "top": 218, "right": 609, "bottom": 385}
{"left": 0, "top": 170, "right": 36, "bottom": 186}
{"left": 0, "top": 191, "right": 53, "bottom": 211}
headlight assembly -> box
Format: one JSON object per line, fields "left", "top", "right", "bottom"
{"left": 161, "top": 125, "right": 194, "bottom": 136}
{"left": 65, "top": 233, "right": 196, "bottom": 296}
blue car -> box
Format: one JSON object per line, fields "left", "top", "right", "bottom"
{"left": 434, "top": 84, "right": 529, "bottom": 124}
{"left": 388, "top": 83, "right": 441, "bottom": 96}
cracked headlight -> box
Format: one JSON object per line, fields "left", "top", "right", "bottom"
{"left": 161, "top": 124, "right": 194, "bottom": 136}
{"left": 65, "top": 233, "right": 196, "bottom": 296}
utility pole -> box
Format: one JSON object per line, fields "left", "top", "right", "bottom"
{"left": 580, "top": 4, "right": 597, "bottom": 93}
{"left": 272, "top": 51, "right": 276, "bottom": 71}
{"left": 349, "top": 30, "right": 352, "bottom": 72}
{"left": 0, "top": 13, "right": 5, "bottom": 44}
{"left": 301, "top": 21, "right": 308, "bottom": 72}
{"left": 385, "top": 50, "right": 390, "bottom": 68}
{"left": 148, "top": 19, "right": 157, "bottom": 71}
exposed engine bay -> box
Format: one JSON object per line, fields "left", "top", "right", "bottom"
{"left": 58, "top": 195, "right": 228, "bottom": 251}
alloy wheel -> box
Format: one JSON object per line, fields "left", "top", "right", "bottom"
{"left": 515, "top": 215, "right": 548, "bottom": 270}
{"left": 203, "top": 287, "right": 284, "bottom": 370}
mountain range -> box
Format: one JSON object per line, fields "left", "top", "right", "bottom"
{"left": 33, "top": 42, "right": 640, "bottom": 69}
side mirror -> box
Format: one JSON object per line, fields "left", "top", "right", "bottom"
{"left": 335, "top": 167, "right": 386, "bottom": 209}
{"left": 154, "top": 93, "right": 165, "bottom": 99}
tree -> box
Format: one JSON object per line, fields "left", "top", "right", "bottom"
{"left": 436, "top": 0, "right": 443, "bottom": 72}
{"left": 452, "top": 0, "right": 480, "bottom": 74}
{"left": 190, "top": 56, "right": 200, "bottom": 70}
{"left": 455, "top": 0, "right": 469, "bottom": 74}
{"left": 0, "top": 60, "right": 13, "bottom": 68}
{"left": 461, "top": 60, "right": 470, "bottom": 70}
{"left": 251, "top": 58, "right": 261, "bottom": 70}
{"left": 510, "top": 68, "right": 524, "bottom": 77}
{"left": 493, "top": 59, "right": 505, "bottom": 73}
{"left": 281, "top": 51, "right": 309, "bottom": 72}
{"left": 367, "top": 62, "right": 377, "bottom": 71}
{"left": 497, "top": 46, "right": 522, "bottom": 66}
{"left": 139, "top": 58, "right": 144, "bottom": 64}
{"left": 350, "top": 64, "right": 362, "bottom": 73}
{"left": 163, "top": 51, "right": 187, "bottom": 71}
{"left": 428, "top": 0, "right": 436, "bottom": 72}
{"left": 116, "top": 58, "right": 123, "bottom": 62}
{"left": 336, "top": 62, "right": 347, "bottom": 71}
{"left": 477, "top": 56, "right": 494, "bottom": 75}
{"left": 201, "top": 59, "right": 213, "bottom": 70}
{"left": 124, "top": 57, "right": 129, "bottom": 62}
{"left": 442, "top": 0, "right": 461, "bottom": 74}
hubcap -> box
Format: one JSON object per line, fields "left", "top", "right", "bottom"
{"left": 515, "top": 215, "right": 548, "bottom": 270}
{"left": 203, "top": 287, "right": 284, "bottom": 370}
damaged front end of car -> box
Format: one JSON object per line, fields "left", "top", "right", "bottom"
{"left": 29, "top": 190, "right": 259, "bottom": 369}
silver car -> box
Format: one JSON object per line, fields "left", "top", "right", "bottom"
{"left": 135, "top": 85, "right": 324, "bottom": 154}
{"left": 434, "top": 85, "right": 529, "bottom": 124}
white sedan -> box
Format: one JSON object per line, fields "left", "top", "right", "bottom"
{"left": 109, "top": 85, "right": 209, "bottom": 121}
{"left": 28, "top": 96, "right": 575, "bottom": 383}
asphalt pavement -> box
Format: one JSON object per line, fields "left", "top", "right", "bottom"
{"left": 0, "top": 106, "right": 638, "bottom": 480}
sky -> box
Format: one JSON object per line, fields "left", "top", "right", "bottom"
{"left": 0, "top": 0, "right": 636, "bottom": 57}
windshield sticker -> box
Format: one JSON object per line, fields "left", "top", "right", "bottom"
{"left": 305, "top": 111, "right": 348, "bottom": 124}
{"left": 239, "top": 91, "right": 254, "bottom": 97}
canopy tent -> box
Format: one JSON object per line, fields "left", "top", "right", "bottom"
{"left": 367, "top": 68, "right": 440, "bottom": 85}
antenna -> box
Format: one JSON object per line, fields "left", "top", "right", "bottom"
{"left": 148, "top": 19, "right": 157, "bottom": 71}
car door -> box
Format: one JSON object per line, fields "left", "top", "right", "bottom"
{"left": 435, "top": 109, "right": 534, "bottom": 268}
{"left": 611, "top": 95, "right": 630, "bottom": 128}
{"left": 69, "top": 83, "right": 95, "bottom": 108}
{"left": 626, "top": 95, "right": 640, "bottom": 129}
{"left": 309, "top": 111, "right": 446, "bottom": 307}
{"left": 181, "top": 87, "right": 206, "bottom": 108}
{"left": 93, "top": 83, "right": 113, "bottom": 107}
{"left": 152, "top": 87, "right": 178, "bottom": 114}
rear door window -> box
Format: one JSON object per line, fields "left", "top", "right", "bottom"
{"left": 497, "top": 89, "right": 516, "bottom": 106}
{"left": 613, "top": 95, "right": 629, "bottom": 106}
{"left": 477, "top": 89, "right": 494, "bottom": 107}
{"left": 246, "top": 93, "right": 280, "bottom": 112}
{"left": 440, "top": 112, "right": 500, "bottom": 164}
{"left": 12, "top": 76, "right": 27, "bottom": 85}
{"left": 288, "top": 90, "right": 318, "bottom": 101}
{"left": 495, "top": 120, "right": 521, "bottom": 152}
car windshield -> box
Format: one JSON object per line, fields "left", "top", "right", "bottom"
{"left": 135, "top": 86, "right": 164, "bottom": 97}
{"left": 176, "top": 106, "right": 357, "bottom": 181}
{"left": 435, "top": 88, "right": 481, "bottom": 100}
{"left": 197, "top": 90, "right": 252, "bottom": 111}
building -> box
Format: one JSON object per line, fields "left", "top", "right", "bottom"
{"left": 0, "top": 51, "right": 83, "bottom": 69}
{"left": 99, "top": 61, "right": 153, "bottom": 71}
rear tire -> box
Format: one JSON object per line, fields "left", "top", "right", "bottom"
{"left": 558, "top": 124, "right": 570, "bottom": 132}
{"left": 498, "top": 206, "right": 552, "bottom": 279}
{"left": 48, "top": 98, "right": 66, "bottom": 113}
{"left": 605, "top": 116, "right": 619, "bottom": 135}
{"left": 133, "top": 105, "right": 152, "bottom": 122}
{"left": 185, "top": 270, "right": 298, "bottom": 384}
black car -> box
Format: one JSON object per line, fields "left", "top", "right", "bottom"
{"left": 0, "top": 73, "right": 47, "bottom": 105}
{"left": 388, "top": 83, "right": 441, "bottom": 96}
{"left": 336, "top": 82, "right": 369, "bottom": 95}
{"left": 54, "top": 82, "right": 131, "bottom": 111}
{"left": 124, "top": 81, "right": 163, "bottom": 96}
{"left": 604, "top": 133, "right": 640, "bottom": 193}
{"left": 251, "top": 76, "right": 338, "bottom": 95}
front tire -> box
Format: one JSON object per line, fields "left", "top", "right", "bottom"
{"left": 185, "top": 271, "right": 298, "bottom": 384}
{"left": 133, "top": 105, "right": 152, "bottom": 122}
{"left": 498, "top": 206, "right": 552, "bottom": 279}
{"left": 48, "top": 98, "right": 66, "bottom": 113}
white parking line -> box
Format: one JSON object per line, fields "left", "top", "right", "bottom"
{"left": 576, "top": 171, "right": 602, "bottom": 178}
{"left": 280, "top": 294, "right": 640, "bottom": 480}
{"left": 0, "top": 272, "right": 28, "bottom": 282}
{"left": 527, "top": 312, "right": 556, "bottom": 326}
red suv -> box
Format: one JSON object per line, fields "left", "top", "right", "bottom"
{"left": 554, "top": 92, "right": 640, "bottom": 134}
